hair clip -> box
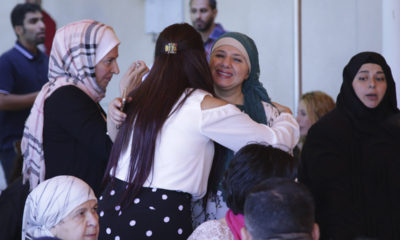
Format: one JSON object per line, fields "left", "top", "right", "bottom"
{"left": 164, "top": 43, "right": 177, "bottom": 54}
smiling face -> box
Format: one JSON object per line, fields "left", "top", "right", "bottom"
{"left": 352, "top": 63, "right": 387, "bottom": 109}
{"left": 50, "top": 199, "right": 99, "bottom": 240}
{"left": 190, "top": 0, "right": 217, "bottom": 32}
{"left": 210, "top": 45, "right": 249, "bottom": 94}
{"left": 95, "top": 45, "right": 120, "bottom": 91}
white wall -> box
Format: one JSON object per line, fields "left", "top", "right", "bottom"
{"left": 302, "top": 0, "right": 382, "bottom": 103}
{"left": 0, "top": 1, "right": 21, "bottom": 53}
{"left": 383, "top": 0, "right": 400, "bottom": 107}
{"left": 1, "top": 0, "right": 392, "bottom": 111}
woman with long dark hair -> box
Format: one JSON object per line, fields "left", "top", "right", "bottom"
{"left": 98, "top": 23, "right": 299, "bottom": 239}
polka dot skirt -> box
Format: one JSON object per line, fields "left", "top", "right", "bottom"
{"left": 98, "top": 178, "right": 193, "bottom": 239}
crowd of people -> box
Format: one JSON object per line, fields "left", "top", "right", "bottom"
{"left": 0, "top": 1, "right": 399, "bottom": 240}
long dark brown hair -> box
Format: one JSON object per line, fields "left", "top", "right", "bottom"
{"left": 103, "top": 23, "right": 215, "bottom": 204}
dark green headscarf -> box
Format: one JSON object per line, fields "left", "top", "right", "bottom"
{"left": 211, "top": 32, "right": 272, "bottom": 123}
{"left": 208, "top": 32, "right": 274, "bottom": 194}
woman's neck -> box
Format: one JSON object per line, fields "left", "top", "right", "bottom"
{"left": 215, "top": 87, "right": 244, "bottom": 105}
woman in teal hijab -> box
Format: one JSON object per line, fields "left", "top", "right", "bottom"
{"left": 192, "top": 32, "right": 299, "bottom": 226}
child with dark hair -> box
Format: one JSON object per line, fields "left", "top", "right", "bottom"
{"left": 188, "top": 143, "right": 297, "bottom": 240}
{"left": 242, "top": 178, "right": 319, "bottom": 240}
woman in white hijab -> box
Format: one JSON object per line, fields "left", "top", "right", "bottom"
{"left": 22, "top": 175, "right": 98, "bottom": 240}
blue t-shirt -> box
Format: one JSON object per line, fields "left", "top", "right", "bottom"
{"left": 0, "top": 42, "right": 49, "bottom": 150}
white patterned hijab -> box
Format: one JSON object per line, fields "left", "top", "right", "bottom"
{"left": 22, "top": 175, "right": 97, "bottom": 240}
{"left": 21, "top": 20, "right": 120, "bottom": 190}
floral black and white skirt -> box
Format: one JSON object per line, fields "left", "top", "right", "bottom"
{"left": 98, "top": 178, "right": 193, "bottom": 240}
{"left": 191, "top": 190, "right": 229, "bottom": 228}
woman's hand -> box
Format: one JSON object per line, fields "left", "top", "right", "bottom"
{"left": 272, "top": 102, "right": 293, "bottom": 114}
{"left": 107, "top": 98, "right": 127, "bottom": 141}
{"left": 108, "top": 98, "right": 127, "bottom": 125}
{"left": 120, "top": 60, "right": 149, "bottom": 95}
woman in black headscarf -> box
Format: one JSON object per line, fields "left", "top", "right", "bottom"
{"left": 298, "top": 51, "right": 400, "bottom": 240}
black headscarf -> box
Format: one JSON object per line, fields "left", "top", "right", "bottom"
{"left": 336, "top": 51, "right": 399, "bottom": 134}
{"left": 335, "top": 52, "right": 400, "bottom": 238}
{"left": 300, "top": 52, "right": 400, "bottom": 239}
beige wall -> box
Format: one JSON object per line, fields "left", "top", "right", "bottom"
{"left": 1, "top": 0, "right": 392, "bottom": 111}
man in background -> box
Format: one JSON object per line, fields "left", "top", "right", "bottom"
{"left": 190, "top": 0, "right": 226, "bottom": 57}
{"left": 0, "top": 3, "right": 49, "bottom": 183}
{"left": 26, "top": 0, "right": 56, "bottom": 55}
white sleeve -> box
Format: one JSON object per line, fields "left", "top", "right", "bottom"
{"left": 200, "top": 104, "right": 299, "bottom": 152}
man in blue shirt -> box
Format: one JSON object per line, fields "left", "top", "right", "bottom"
{"left": 190, "top": 0, "right": 226, "bottom": 58}
{"left": 0, "top": 3, "right": 48, "bottom": 183}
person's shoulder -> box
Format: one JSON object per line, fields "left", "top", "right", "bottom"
{"left": 52, "top": 85, "right": 87, "bottom": 96}
{"left": 189, "top": 88, "right": 212, "bottom": 98}
{"left": 181, "top": 88, "right": 211, "bottom": 106}
{"left": 0, "top": 47, "right": 18, "bottom": 62}
{"left": 47, "top": 85, "right": 94, "bottom": 106}
{"left": 189, "top": 220, "right": 233, "bottom": 240}
{"left": 382, "top": 112, "right": 400, "bottom": 138}
{"left": 182, "top": 88, "right": 222, "bottom": 109}
{"left": 306, "top": 108, "right": 351, "bottom": 145}
{"left": 215, "top": 23, "right": 226, "bottom": 31}
{"left": 201, "top": 95, "right": 229, "bottom": 110}
{"left": 198, "top": 219, "right": 225, "bottom": 228}
{"left": 45, "top": 86, "right": 98, "bottom": 116}
{"left": 214, "top": 23, "right": 227, "bottom": 36}
{"left": 313, "top": 108, "right": 347, "bottom": 130}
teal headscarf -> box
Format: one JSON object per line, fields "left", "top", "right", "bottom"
{"left": 211, "top": 32, "right": 272, "bottom": 123}
{"left": 209, "top": 32, "right": 274, "bottom": 194}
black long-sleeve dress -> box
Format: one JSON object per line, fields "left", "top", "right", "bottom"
{"left": 43, "top": 85, "right": 112, "bottom": 195}
{"left": 299, "top": 52, "right": 400, "bottom": 240}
